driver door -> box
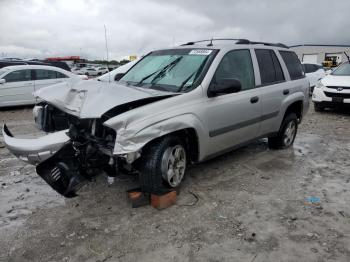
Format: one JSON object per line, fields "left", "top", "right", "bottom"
{"left": 205, "top": 49, "right": 262, "bottom": 156}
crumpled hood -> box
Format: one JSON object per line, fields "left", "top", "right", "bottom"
{"left": 34, "top": 80, "right": 174, "bottom": 118}
{"left": 321, "top": 75, "right": 350, "bottom": 87}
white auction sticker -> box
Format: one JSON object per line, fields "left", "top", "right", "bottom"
{"left": 189, "top": 49, "right": 213, "bottom": 55}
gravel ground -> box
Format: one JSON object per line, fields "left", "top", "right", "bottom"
{"left": 0, "top": 106, "right": 349, "bottom": 262}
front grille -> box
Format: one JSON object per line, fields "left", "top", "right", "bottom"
{"left": 324, "top": 91, "right": 350, "bottom": 99}
{"left": 326, "top": 86, "right": 350, "bottom": 90}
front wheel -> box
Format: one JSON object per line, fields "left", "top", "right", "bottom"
{"left": 137, "top": 136, "right": 187, "bottom": 194}
{"left": 268, "top": 113, "right": 298, "bottom": 149}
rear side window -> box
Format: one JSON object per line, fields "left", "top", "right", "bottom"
{"left": 35, "top": 69, "right": 57, "bottom": 80}
{"left": 35, "top": 69, "right": 67, "bottom": 80}
{"left": 255, "top": 49, "right": 284, "bottom": 85}
{"left": 3, "top": 70, "right": 31, "bottom": 82}
{"left": 213, "top": 49, "right": 255, "bottom": 91}
{"left": 279, "top": 51, "right": 304, "bottom": 80}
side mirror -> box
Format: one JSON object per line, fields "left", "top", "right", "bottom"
{"left": 208, "top": 78, "right": 242, "bottom": 97}
{"left": 114, "top": 73, "right": 125, "bottom": 81}
{"left": 0, "top": 79, "right": 5, "bottom": 84}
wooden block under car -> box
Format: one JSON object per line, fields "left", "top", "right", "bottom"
{"left": 151, "top": 190, "right": 177, "bottom": 210}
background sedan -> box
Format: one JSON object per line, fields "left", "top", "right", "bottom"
{"left": 0, "top": 65, "right": 87, "bottom": 107}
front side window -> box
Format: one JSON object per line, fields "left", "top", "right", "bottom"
{"left": 332, "top": 62, "right": 350, "bottom": 76}
{"left": 121, "top": 49, "right": 216, "bottom": 93}
{"left": 3, "top": 70, "right": 31, "bottom": 82}
{"left": 35, "top": 69, "right": 57, "bottom": 80}
{"left": 255, "top": 49, "right": 285, "bottom": 85}
{"left": 279, "top": 51, "right": 304, "bottom": 80}
{"left": 212, "top": 49, "right": 255, "bottom": 91}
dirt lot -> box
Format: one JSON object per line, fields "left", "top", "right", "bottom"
{"left": 0, "top": 106, "right": 349, "bottom": 262}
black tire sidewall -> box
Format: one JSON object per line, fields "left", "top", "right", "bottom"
{"left": 279, "top": 114, "right": 298, "bottom": 148}
{"left": 138, "top": 136, "right": 187, "bottom": 193}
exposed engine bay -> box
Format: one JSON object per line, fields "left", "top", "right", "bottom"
{"left": 33, "top": 103, "right": 116, "bottom": 197}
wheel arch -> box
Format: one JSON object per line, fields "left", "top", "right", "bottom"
{"left": 283, "top": 99, "right": 303, "bottom": 122}
{"left": 112, "top": 113, "right": 206, "bottom": 162}
{"left": 142, "top": 127, "right": 200, "bottom": 163}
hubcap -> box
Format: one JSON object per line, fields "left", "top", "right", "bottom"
{"left": 283, "top": 121, "right": 296, "bottom": 146}
{"left": 161, "top": 145, "right": 186, "bottom": 187}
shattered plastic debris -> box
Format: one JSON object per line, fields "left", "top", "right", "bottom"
{"left": 305, "top": 196, "right": 321, "bottom": 204}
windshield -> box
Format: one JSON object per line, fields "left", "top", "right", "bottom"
{"left": 0, "top": 68, "right": 10, "bottom": 77}
{"left": 332, "top": 62, "right": 350, "bottom": 76}
{"left": 120, "top": 49, "right": 215, "bottom": 93}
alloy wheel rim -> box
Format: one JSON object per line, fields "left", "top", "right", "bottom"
{"left": 161, "top": 145, "right": 186, "bottom": 187}
{"left": 283, "top": 121, "right": 296, "bottom": 146}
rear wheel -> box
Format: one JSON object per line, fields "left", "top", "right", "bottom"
{"left": 137, "top": 136, "right": 187, "bottom": 194}
{"left": 268, "top": 113, "right": 298, "bottom": 149}
{"left": 314, "top": 102, "right": 324, "bottom": 112}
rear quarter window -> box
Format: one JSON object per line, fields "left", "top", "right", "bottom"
{"left": 279, "top": 51, "right": 304, "bottom": 80}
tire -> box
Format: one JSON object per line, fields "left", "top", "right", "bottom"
{"left": 137, "top": 136, "right": 187, "bottom": 194}
{"left": 268, "top": 113, "right": 298, "bottom": 149}
{"left": 85, "top": 72, "right": 89, "bottom": 76}
{"left": 314, "top": 102, "right": 324, "bottom": 112}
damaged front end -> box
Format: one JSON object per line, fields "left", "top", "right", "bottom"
{"left": 3, "top": 80, "right": 177, "bottom": 197}
{"left": 3, "top": 107, "right": 118, "bottom": 198}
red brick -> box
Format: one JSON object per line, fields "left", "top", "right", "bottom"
{"left": 151, "top": 191, "right": 177, "bottom": 210}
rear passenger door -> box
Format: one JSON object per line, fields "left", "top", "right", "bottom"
{"left": 254, "top": 49, "right": 288, "bottom": 135}
{"left": 33, "top": 69, "right": 67, "bottom": 91}
{"left": 205, "top": 49, "right": 262, "bottom": 155}
{"left": 256, "top": 50, "right": 305, "bottom": 135}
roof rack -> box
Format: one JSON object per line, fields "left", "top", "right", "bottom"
{"left": 181, "top": 38, "right": 288, "bottom": 49}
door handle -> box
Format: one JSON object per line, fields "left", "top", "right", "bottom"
{"left": 283, "top": 89, "right": 289, "bottom": 95}
{"left": 250, "top": 96, "right": 259, "bottom": 103}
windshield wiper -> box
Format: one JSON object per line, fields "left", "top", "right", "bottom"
{"left": 136, "top": 56, "right": 183, "bottom": 86}
{"left": 177, "top": 71, "right": 196, "bottom": 92}
{"left": 150, "top": 56, "right": 183, "bottom": 84}
{"left": 177, "top": 56, "right": 208, "bottom": 92}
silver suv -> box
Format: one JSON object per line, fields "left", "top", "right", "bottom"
{"left": 3, "top": 39, "right": 309, "bottom": 197}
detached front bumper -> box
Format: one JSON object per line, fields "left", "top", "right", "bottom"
{"left": 2, "top": 124, "right": 70, "bottom": 165}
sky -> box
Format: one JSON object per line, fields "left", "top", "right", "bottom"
{"left": 0, "top": 0, "right": 349, "bottom": 60}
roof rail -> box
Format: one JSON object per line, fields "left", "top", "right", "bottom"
{"left": 180, "top": 38, "right": 288, "bottom": 49}
{"left": 236, "top": 39, "right": 289, "bottom": 48}
{"left": 181, "top": 38, "right": 243, "bottom": 46}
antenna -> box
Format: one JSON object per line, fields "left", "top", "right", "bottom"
{"left": 104, "top": 24, "right": 111, "bottom": 83}
{"left": 207, "top": 37, "right": 214, "bottom": 47}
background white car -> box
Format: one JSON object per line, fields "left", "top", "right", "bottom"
{"left": 302, "top": 62, "right": 326, "bottom": 93}
{"left": 0, "top": 65, "right": 87, "bottom": 107}
{"left": 97, "top": 59, "right": 139, "bottom": 82}
{"left": 312, "top": 61, "right": 350, "bottom": 111}
{"left": 83, "top": 66, "right": 109, "bottom": 76}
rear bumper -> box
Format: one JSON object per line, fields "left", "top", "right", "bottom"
{"left": 2, "top": 124, "right": 70, "bottom": 165}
